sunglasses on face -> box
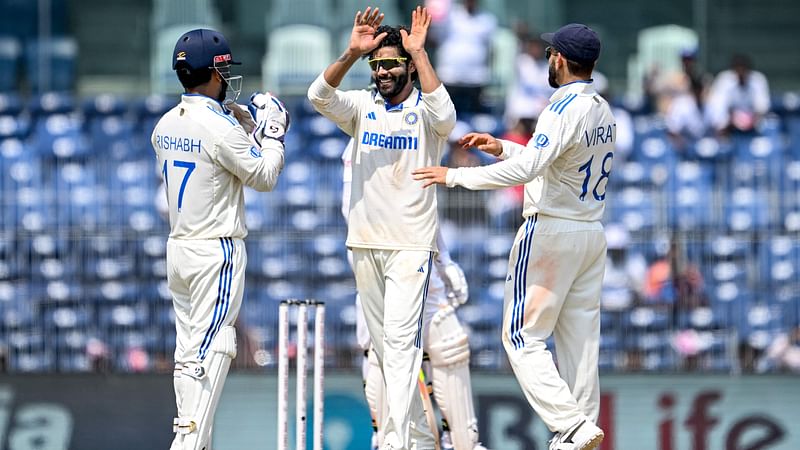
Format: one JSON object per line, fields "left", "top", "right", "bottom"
{"left": 368, "top": 57, "right": 408, "bottom": 71}
{"left": 545, "top": 46, "right": 559, "bottom": 59}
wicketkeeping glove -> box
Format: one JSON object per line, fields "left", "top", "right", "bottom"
{"left": 440, "top": 261, "right": 469, "bottom": 307}
{"left": 248, "top": 92, "right": 290, "bottom": 146}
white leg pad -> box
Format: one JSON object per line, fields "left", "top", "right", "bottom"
{"left": 427, "top": 306, "right": 480, "bottom": 450}
{"left": 365, "top": 345, "right": 387, "bottom": 448}
{"left": 172, "top": 326, "right": 237, "bottom": 450}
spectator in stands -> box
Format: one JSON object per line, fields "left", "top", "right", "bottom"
{"left": 650, "top": 48, "right": 710, "bottom": 150}
{"left": 705, "top": 53, "right": 770, "bottom": 136}
{"left": 435, "top": 0, "right": 497, "bottom": 114}
{"left": 760, "top": 326, "right": 800, "bottom": 373}
{"left": 504, "top": 34, "right": 554, "bottom": 126}
{"left": 602, "top": 224, "right": 646, "bottom": 310}
{"left": 643, "top": 240, "right": 707, "bottom": 312}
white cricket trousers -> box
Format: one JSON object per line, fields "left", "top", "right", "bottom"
{"left": 167, "top": 237, "right": 245, "bottom": 366}
{"left": 353, "top": 247, "right": 436, "bottom": 450}
{"left": 502, "top": 214, "right": 606, "bottom": 433}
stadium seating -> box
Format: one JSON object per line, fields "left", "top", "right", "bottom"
{"left": 0, "top": 87, "right": 799, "bottom": 374}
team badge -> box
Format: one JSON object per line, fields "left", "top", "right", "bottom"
{"left": 404, "top": 112, "right": 418, "bottom": 125}
{"left": 533, "top": 133, "right": 550, "bottom": 149}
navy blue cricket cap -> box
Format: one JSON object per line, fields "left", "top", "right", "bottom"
{"left": 541, "top": 23, "right": 601, "bottom": 63}
{"left": 172, "top": 28, "right": 241, "bottom": 71}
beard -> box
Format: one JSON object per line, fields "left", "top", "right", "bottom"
{"left": 217, "top": 79, "right": 228, "bottom": 102}
{"left": 548, "top": 62, "right": 559, "bottom": 88}
{"left": 375, "top": 71, "right": 408, "bottom": 100}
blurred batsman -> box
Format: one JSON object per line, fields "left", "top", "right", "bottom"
{"left": 151, "top": 28, "right": 289, "bottom": 450}
{"left": 341, "top": 139, "right": 487, "bottom": 450}
{"left": 308, "top": 6, "right": 456, "bottom": 449}
{"left": 414, "top": 23, "right": 614, "bottom": 450}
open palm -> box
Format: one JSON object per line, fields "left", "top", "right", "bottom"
{"left": 401, "top": 6, "right": 431, "bottom": 53}
{"left": 349, "top": 7, "right": 387, "bottom": 55}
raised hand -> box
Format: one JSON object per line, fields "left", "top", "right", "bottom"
{"left": 349, "top": 7, "right": 387, "bottom": 56}
{"left": 400, "top": 6, "right": 432, "bottom": 54}
{"left": 459, "top": 132, "right": 503, "bottom": 157}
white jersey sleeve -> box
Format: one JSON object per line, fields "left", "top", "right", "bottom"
{"left": 446, "top": 81, "right": 616, "bottom": 222}
{"left": 307, "top": 74, "right": 362, "bottom": 136}
{"left": 216, "top": 125, "right": 284, "bottom": 192}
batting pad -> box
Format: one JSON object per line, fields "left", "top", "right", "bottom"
{"left": 427, "top": 306, "right": 480, "bottom": 450}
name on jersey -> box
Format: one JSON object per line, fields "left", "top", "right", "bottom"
{"left": 155, "top": 134, "right": 202, "bottom": 153}
{"left": 584, "top": 124, "right": 615, "bottom": 148}
{"left": 361, "top": 131, "right": 418, "bottom": 151}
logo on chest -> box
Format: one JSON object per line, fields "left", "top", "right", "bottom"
{"left": 404, "top": 111, "right": 419, "bottom": 125}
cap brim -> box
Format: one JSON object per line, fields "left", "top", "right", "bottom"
{"left": 540, "top": 32, "right": 555, "bottom": 45}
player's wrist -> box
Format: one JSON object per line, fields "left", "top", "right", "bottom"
{"left": 342, "top": 48, "right": 363, "bottom": 60}
{"left": 407, "top": 48, "right": 427, "bottom": 59}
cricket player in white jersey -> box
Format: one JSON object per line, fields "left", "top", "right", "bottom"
{"left": 341, "top": 139, "right": 487, "bottom": 450}
{"left": 308, "top": 6, "right": 456, "bottom": 449}
{"left": 414, "top": 23, "right": 614, "bottom": 450}
{"left": 151, "top": 28, "right": 289, "bottom": 450}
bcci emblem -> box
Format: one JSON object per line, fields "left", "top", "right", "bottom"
{"left": 404, "top": 112, "right": 419, "bottom": 125}
{"left": 533, "top": 133, "right": 550, "bottom": 149}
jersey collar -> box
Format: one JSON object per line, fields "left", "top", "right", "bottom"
{"left": 372, "top": 87, "right": 422, "bottom": 112}
{"left": 181, "top": 93, "right": 228, "bottom": 113}
{"left": 548, "top": 79, "right": 596, "bottom": 103}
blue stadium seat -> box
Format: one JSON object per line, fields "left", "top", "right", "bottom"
{"left": 31, "top": 113, "right": 88, "bottom": 160}
{"left": 81, "top": 94, "right": 128, "bottom": 118}
{"left": 88, "top": 116, "right": 135, "bottom": 158}
{"left": 613, "top": 186, "right": 658, "bottom": 232}
{"left": 0, "top": 115, "right": 30, "bottom": 140}
{"left": 25, "top": 37, "right": 78, "bottom": 92}
{"left": 0, "top": 36, "right": 21, "bottom": 91}
{"left": 29, "top": 91, "right": 74, "bottom": 117}
{"left": 0, "top": 92, "right": 23, "bottom": 115}
{"left": 43, "top": 306, "right": 91, "bottom": 330}
{"left": 723, "top": 187, "right": 774, "bottom": 232}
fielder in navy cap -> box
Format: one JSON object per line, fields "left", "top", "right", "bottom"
{"left": 173, "top": 28, "right": 243, "bottom": 102}
{"left": 541, "top": 23, "right": 601, "bottom": 88}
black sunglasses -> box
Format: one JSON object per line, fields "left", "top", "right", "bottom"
{"left": 367, "top": 57, "right": 408, "bottom": 71}
{"left": 545, "top": 46, "right": 559, "bottom": 59}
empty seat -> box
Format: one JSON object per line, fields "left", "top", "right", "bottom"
{"left": 25, "top": 37, "right": 78, "bottom": 92}
{"left": 262, "top": 25, "right": 332, "bottom": 96}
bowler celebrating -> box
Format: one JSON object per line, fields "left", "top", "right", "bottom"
{"left": 308, "top": 6, "right": 456, "bottom": 450}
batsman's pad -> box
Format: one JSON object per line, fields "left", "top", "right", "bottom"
{"left": 172, "top": 326, "right": 237, "bottom": 450}
{"left": 364, "top": 346, "right": 387, "bottom": 448}
{"left": 248, "top": 92, "right": 290, "bottom": 145}
{"left": 355, "top": 293, "right": 371, "bottom": 352}
{"left": 427, "top": 306, "right": 480, "bottom": 450}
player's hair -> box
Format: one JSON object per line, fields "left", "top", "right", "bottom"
{"left": 565, "top": 58, "right": 595, "bottom": 79}
{"left": 368, "top": 25, "right": 418, "bottom": 82}
{"left": 175, "top": 61, "right": 214, "bottom": 90}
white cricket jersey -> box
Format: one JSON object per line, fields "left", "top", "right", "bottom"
{"left": 151, "top": 94, "right": 285, "bottom": 239}
{"left": 446, "top": 80, "right": 616, "bottom": 222}
{"left": 309, "top": 75, "right": 456, "bottom": 251}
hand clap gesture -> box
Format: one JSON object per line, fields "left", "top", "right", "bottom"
{"left": 349, "top": 7, "right": 387, "bottom": 56}
{"left": 400, "top": 6, "right": 432, "bottom": 54}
